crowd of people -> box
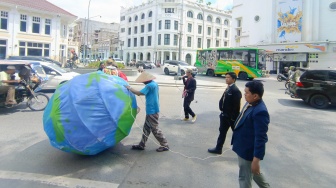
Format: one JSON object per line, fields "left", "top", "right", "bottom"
{"left": 124, "top": 69, "right": 270, "bottom": 188}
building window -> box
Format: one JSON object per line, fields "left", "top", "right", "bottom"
{"left": 187, "top": 11, "right": 193, "bottom": 18}
{"left": 224, "top": 41, "right": 228, "bottom": 46}
{"left": 159, "top": 20, "right": 162, "bottom": 30}
{"left": 148, "top": 36, "right": 152, "bottom": 46}
{"left": 224, "top": 19, "right": 229, "bottom": 26}
{"left": 135, "top": 15, "right": 138, "bottom": 21}
{"left": 197, "top": 13, "right": 203, "bottom": 20}
{"left": 237, "top": 29, "right": 241, "bottom": 36}
{"left": 165, "top": 20, "right": 171, "bottom": 29}
{"left": 208, "top": 27, "right": 211, "bottom": 35}
{"left": 148, "top": 23, "right": 152, "bottom": 32}
{"left": 45, "top": 19, "right": 51, "bottom": 35}
{"left": 164, "top": 34, "right": 170, "bottom": 45}
{"left": 140, "top": 37, "right": 144, "bottom": 46}
{"left": 158, "top": 34, "right": 161, "bottom": 45}
{"left": 174, "top": 21, "right": 178, "bottom": 30}
{"left": 207, "top": 15, "right": 212, "bottom": 22}
{"left": 224, "top": 30, "right": 228, "bottom": 38}
{"left": 197, "top": 38, "right": 202, "bottom": 48}
{"left": 141, "top": 25, "right": 144, "bottom": 33}
{"left": 187, "top": 37, "right": 191, "bottom": 47}
{"left": 121, "top": 28, "right": 125, "bottom": 33}
{"left": 120, "top": 16, "right": 125, "bottom": 21}
{"left": 198, "top": 25, "right": 202, "bottom": 34}
{"left": 128, "top": 27, "right": 131, "bottom": 35}
{"left": 134, "top": 26, "right": 138, "bottom": 34}
{"left": 216, "top": 29, "right": 220, "bottom": 37}
{"left": 216, "top": 40, "right": 219, "bottom": 47}
{"left": 134, "top": 38, "right": 137, "bottom": 47}
{"left": 0, "top": 11, "right": 8, "bottom": 30}
{"left": 128, "top": 38, "right": 131, "bottom": 47}
{"left": 216, "top": 18, "right": 221, "bottom": 24}
{"left": 165, "top": 8, "right": 174, "bottom": 13}
{"left": 207, "top": 39, "right": 211, "bottom": 48}
{"left": 0, "top": 40, "right": 6, "bottom": 59}
{"left": 32, "top": 16, "right": 41, "bottom": 34}
{"left": 129, "top": 17, "right": 132, "bottom": 22}
{"left": 188, "top": 23, "right": 192, "bottom": 32}
{"left": 174, "top": 34, "right": 178, "bottom": 46}
{"left": 19, "top": 41, "right": 50, "bottom": 56}
{"left": 149, "top": 11, "right": 152, "bottom": 17}
{"left": 20, "top": 14, "right": 27, "bottom": 32}
{"left": 237, "top": 19, "right": 242, "bottom": 27}
{"left": 141, "top": 13, "right": 145, "bottom": 19}
{"left": 62, "top": 25, "right": 67, "bottom": 37}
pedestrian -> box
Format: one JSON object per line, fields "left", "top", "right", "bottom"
{"left": 181, "top": 68, "right": 197, "bottom": 122}
{"left": 208, "top": 72, "right": 242, "bottom": 154}
{"left": 97, "top": 62, "right": 105, "bottom": 71}
{"left": 124, "top": 72, "right": 169, "bottom": 152}
{"left": 232, "top": 80, "right": 270, "bottom": 188}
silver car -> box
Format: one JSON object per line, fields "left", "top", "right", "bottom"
{"left": 39, "top": 62, "right": 80, "bottom": 90}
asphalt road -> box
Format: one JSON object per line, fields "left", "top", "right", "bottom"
{"left": 0, "top": 68, "right": 335, "bottom": 188}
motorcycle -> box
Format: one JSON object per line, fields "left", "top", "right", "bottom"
{"left": 277, "top": 73, "right": 288, "bottom": 82}
{"left": 0, "top": 80, "right": 49, "bottom": 111}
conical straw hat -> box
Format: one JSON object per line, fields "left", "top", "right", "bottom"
{"left": 135, "top": 72, "right": 156, "bottom": 83}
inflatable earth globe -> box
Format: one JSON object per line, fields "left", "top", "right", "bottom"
{"left": 43, "top": 71, "right": 137, "bottom": 155}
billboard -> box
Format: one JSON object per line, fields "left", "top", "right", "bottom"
{"left": 276, "top": 0, "right": 303, "bottom": 43}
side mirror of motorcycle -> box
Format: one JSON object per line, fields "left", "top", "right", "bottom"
{"left": 50, "top": 71, "right": 57, "bottom": 75}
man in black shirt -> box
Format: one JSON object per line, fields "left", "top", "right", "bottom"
{"left": 208, "top": 72, "right": 242, "bottom": 154}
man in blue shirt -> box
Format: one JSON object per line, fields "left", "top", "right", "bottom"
{"left": 125, "top": 72, "right": 169, "bottom": 152}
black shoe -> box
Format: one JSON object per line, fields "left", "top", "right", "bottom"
{"left": 208, "top": 148, "right": 222, "bottom": 154}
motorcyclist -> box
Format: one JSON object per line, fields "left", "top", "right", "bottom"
{"left": 0, "top": 66, "right": 20, "bottom": 107}
{"left": 288, "top": 66, "right": 295, "bottom": 80}
{"left": 282, "top": 67, "right": 289, "bottom": 78}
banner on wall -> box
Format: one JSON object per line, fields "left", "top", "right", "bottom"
{"left": 276, "top": 0, "right": 303, "bottom": 43}
{"left": 263, "top": 43, "right": 327, "bottom": 53}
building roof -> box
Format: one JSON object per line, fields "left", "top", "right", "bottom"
{"left": 1, "top": 0, "right": 76, "bottom": 17}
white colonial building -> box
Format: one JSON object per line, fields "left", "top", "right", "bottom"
{"left": 231, "top": 0, "right": 336, "bottom": 73}
{"left": 0, "top": 0, "right": 77, "bottom": 63}
{"left": 119, "top": 0, "right": 231, "bottom": 65}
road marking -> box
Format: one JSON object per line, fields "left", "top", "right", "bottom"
{"left": 0, "top": 170, "right": 119, "bottom": 188}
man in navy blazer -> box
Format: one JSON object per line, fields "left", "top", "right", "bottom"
{"left": 232, "top": 81, "right": 270, "bottom": 188}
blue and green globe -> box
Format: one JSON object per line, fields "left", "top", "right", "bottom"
{"left": 43, "top": 71, "right": 137, "bottom": 155}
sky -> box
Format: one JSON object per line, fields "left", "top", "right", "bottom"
{"left": 47, "top": 0, "right": 233, "bottom": 23}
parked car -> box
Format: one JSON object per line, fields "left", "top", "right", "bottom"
{"left": 135, "top": 61, "right": 153, "bottom": 69}
{"left": 294, "top": 68, "right": 336, "bottom": 109}
{"left": 163, "top": 60, "right": 198, "bottom": 76}
{"left": 8, "top": 56, "right": 62, "bottom": 67}
{"left": 39, "top": 62, "right": 80, "bottom": 90}
{"left": 114, "top": 58, "right": 125, "bottom": 65}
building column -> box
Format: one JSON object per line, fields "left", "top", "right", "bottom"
{"left": 161, "top": 51, "right": 164, "bottom": 64}
{"left": 170, "top": 51, "right": 172, "bottom": 60}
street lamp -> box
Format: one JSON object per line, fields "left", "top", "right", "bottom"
{"left": 178, "top": 0, "right": 184, "bottom": 61}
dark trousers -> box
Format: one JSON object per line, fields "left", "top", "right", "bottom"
{"left": 216, "top": 114, "right": 235, "bottom": 150}
{"left": 183, "top": 99, "right": 195, "bottom": 119}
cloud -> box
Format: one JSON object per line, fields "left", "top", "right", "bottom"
{"left": 211, "top": 0, "right": 234, "bottom": 10}
{"left": 47, "top": 0, "right": 144, "bottom": 23}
